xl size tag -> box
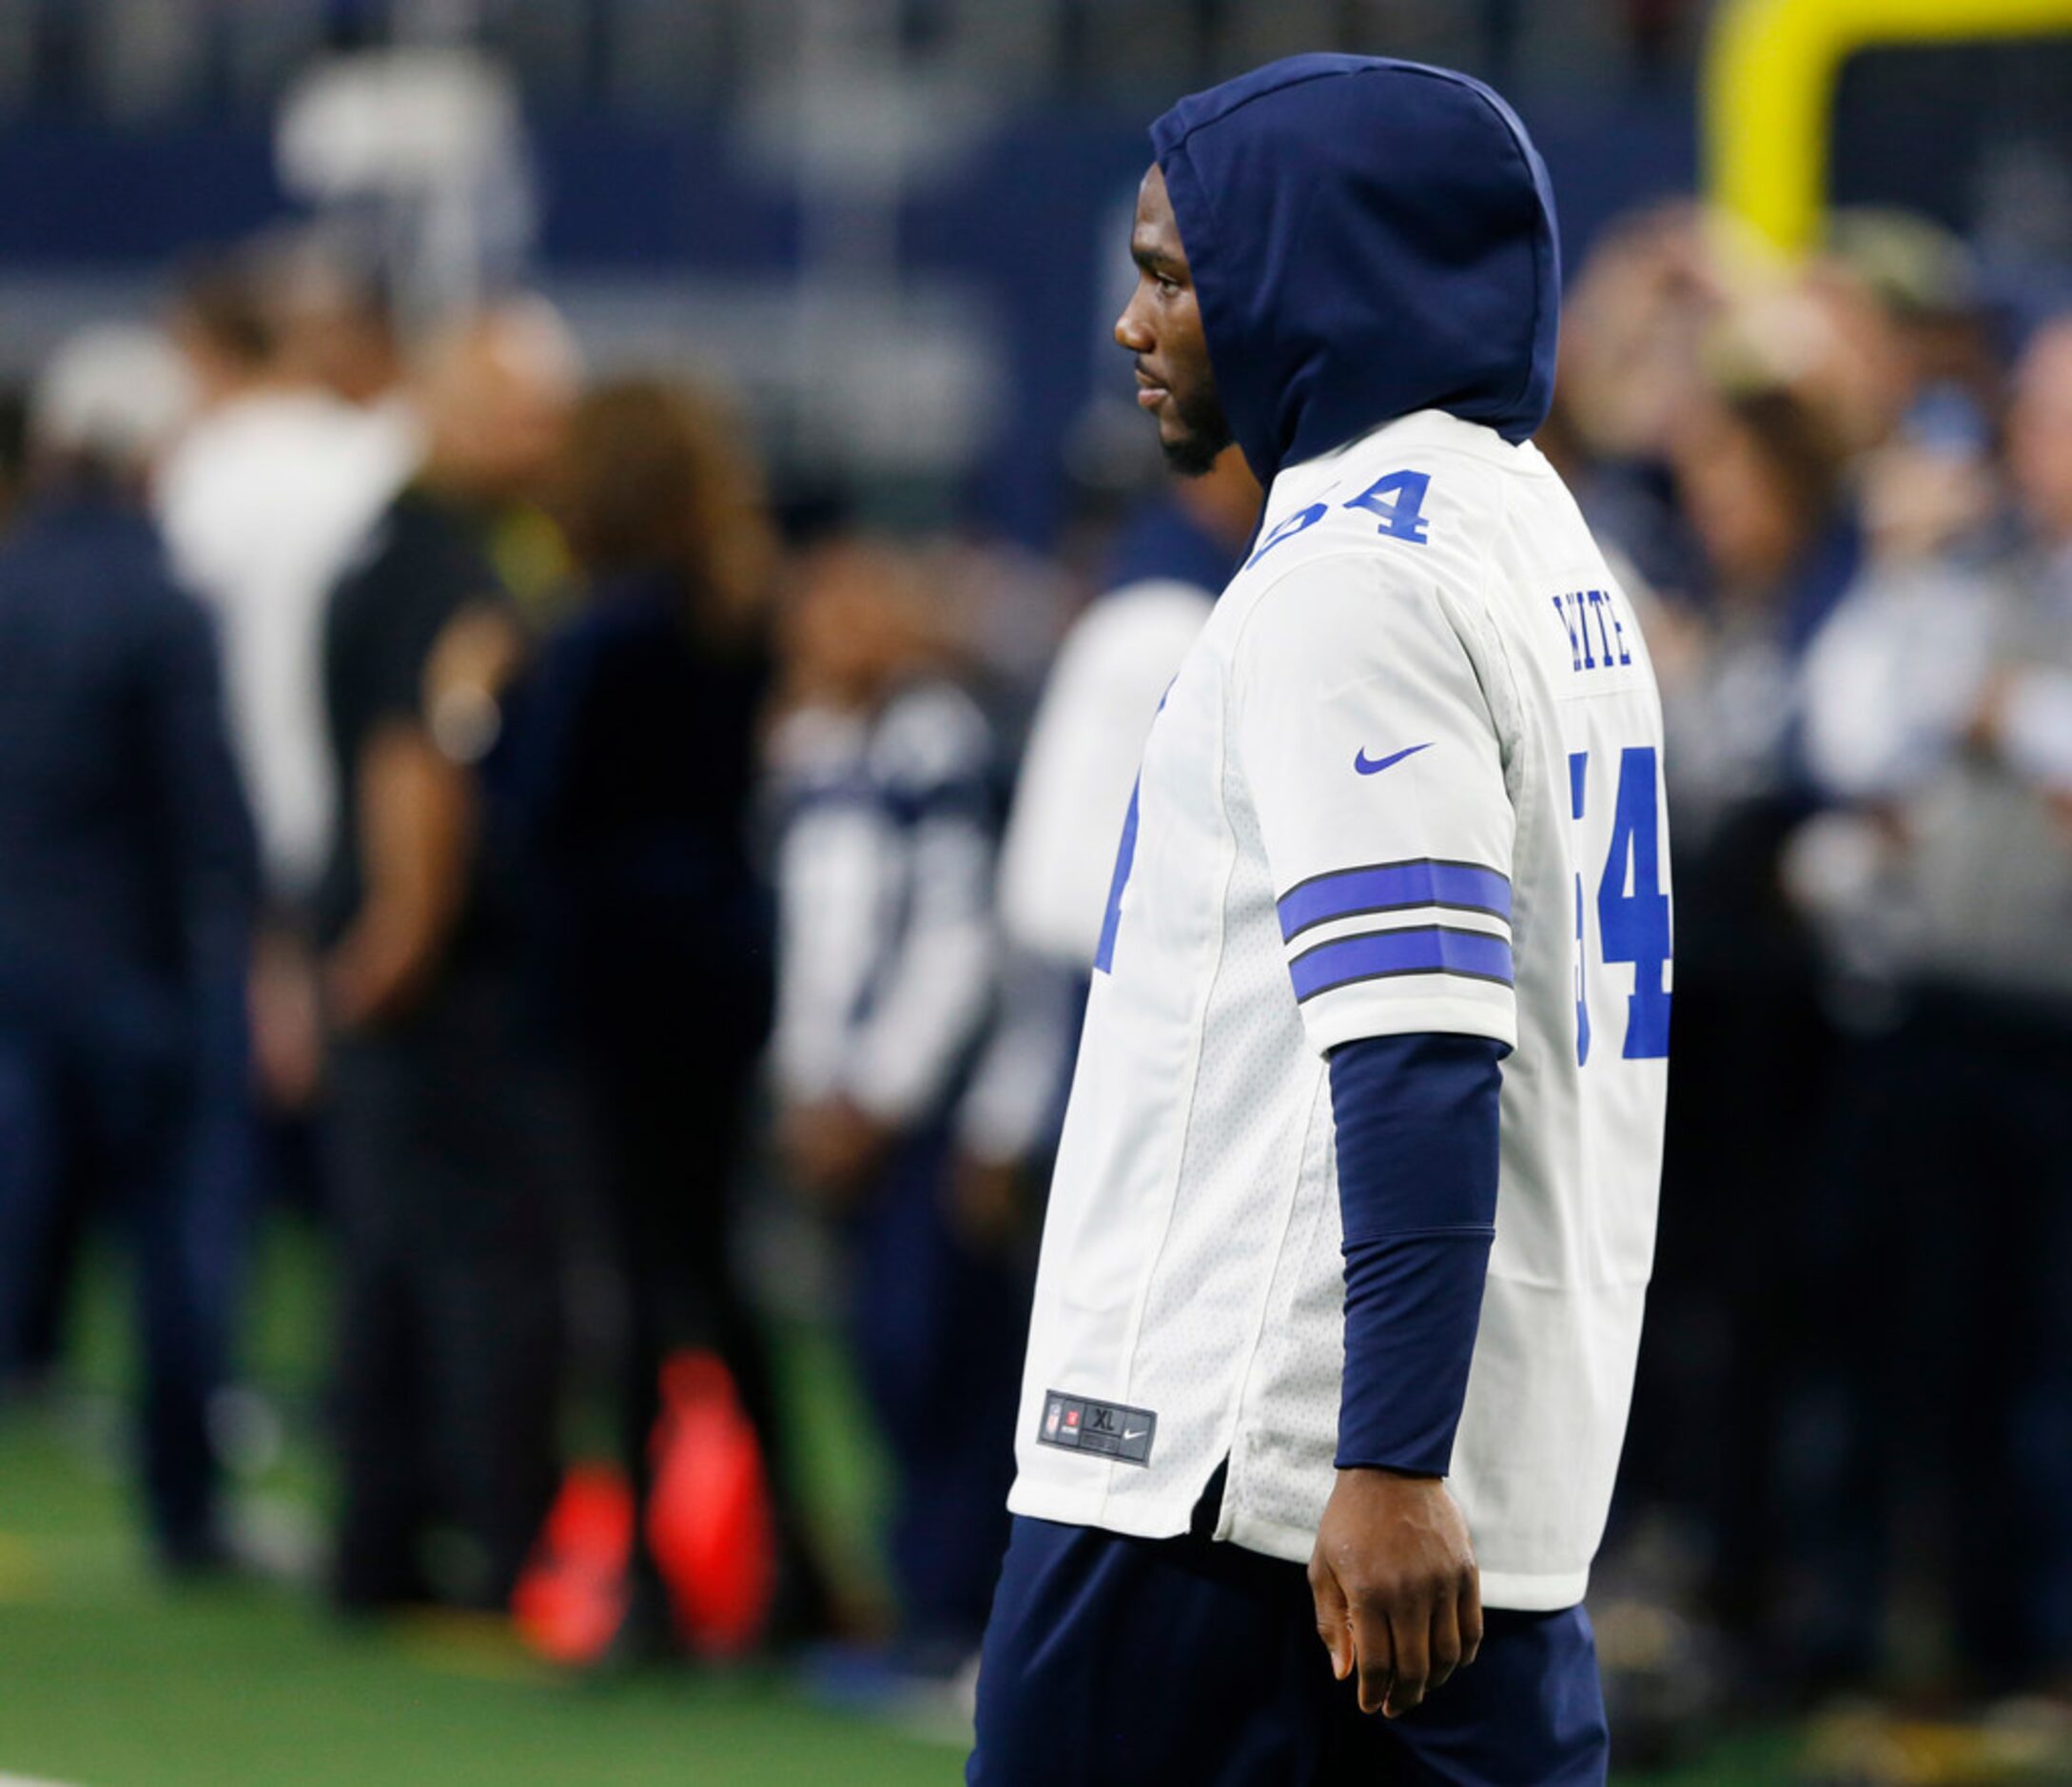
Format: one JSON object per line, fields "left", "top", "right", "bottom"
{"left": 1037, "top": 1390, "right": 1156, "bottom": 1466}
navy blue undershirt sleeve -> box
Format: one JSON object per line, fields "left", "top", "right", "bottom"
{"left": 1328, "top": 1031, "right": 1506, "bottom": 1479}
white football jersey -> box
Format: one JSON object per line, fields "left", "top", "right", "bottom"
{"left": 1007, "top": 408, "right": 1671, "bottom": 1612}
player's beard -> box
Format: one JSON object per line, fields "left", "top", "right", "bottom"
{"left": 1161, "top": 376, "right": 1236, "bottom": 478}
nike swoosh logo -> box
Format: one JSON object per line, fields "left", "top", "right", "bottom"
{"left": 1122, "top": 1428, "right": 1147, "bottom": 1442}
{"left": 1354, "top": 742, "right": 1432, "bottom": 776}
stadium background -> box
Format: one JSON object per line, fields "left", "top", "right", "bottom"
{"left": 1, "top": 1, "right": 2070, "bottom": 1781}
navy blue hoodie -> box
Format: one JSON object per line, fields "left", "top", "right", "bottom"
{"left": 1150, "top": 54, "right": 1560, "bottom": 486}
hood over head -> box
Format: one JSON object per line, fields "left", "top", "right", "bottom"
{"left": 1150, "top": 54, "right": 1559, "bottom": 484}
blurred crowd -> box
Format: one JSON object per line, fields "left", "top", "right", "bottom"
{"left": 1553, "top": 204, "right": 2072, "bottom": 1731}
{"left": 2, "top": 191, "right": 2072, "bottom": 1740}
{"left": 0, "top": 227, "right": 1174, "bottom": 1695}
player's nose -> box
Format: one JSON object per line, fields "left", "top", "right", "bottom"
{"left": 1114, "top": 297, "right": 1154, "bottom": 356}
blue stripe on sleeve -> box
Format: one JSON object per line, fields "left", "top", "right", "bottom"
{"left": 1288, "top": 925, "right": 1514, "bottom": 1001}
{"left": 1276, "top": 859, "right": 1511, "bottom": 942}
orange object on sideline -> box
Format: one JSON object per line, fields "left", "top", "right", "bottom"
{"left": 511, "top": 1462, "right": 635, "bottom": 1666}
{"left": 646, "top": 1349, "right": 778, "bottom": 1657}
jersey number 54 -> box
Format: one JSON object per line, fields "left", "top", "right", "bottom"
{"left": 1569, "top": 745, "right": 1671, "bottom": 1063}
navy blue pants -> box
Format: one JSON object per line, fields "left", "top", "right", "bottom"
{"left": 847, "top": 1126, "right": 1028, "bottom": 1662}
{"left": 969, "top": 1515, "right": 1608, "bottom": 1786}
{"left": 0, "top": 987, "right": 250, "bottom": 1563}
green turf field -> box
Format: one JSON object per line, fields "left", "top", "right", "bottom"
{"left": 0, "top": 1409, "right": 967, "bottom": 1787}
{"left": 0, "top": 1224, "right": 1791, "bottom": 1786}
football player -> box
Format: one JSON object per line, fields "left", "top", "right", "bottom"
{"left": 969, "top": 55, "right": 1671, "bottom": 1785}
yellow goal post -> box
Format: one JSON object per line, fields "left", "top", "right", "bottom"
{"left": 1704, "top": 0, "right": 2072, "bottom": 255}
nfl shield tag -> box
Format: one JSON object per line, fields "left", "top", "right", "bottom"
{"left": 1036, "top": 1390, "right": 1157, "bottom": 1465}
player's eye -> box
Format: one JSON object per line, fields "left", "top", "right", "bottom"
{"left": 1154, "top": 273, "right": 1182, "bottom": 297}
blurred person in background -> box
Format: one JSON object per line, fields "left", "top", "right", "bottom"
{"left": 507, "top": 376, "right": 818, "bottom": 1657}
{"left": 1824, "top": 208, "right": 2004, "bottom": 458}
{"left": 157, "top": 246, "right": 420, "bottom": 1135}
{"left": 1541, "top": 203, "right": 1725, "bottom": 600}
{"left": 1657, "top": 370, "right": 1859, "bottom": 820}
{"left": 317, "top": 300, "right": 580, "bottom": 1616}
{"left": 1792, "top": 316, "right": 2072, "bottom": 1699}
{"left": 768, "top": 538, "right": 1017, "bottom": 1680}
{"left": 0, "top": 326, "right": 258, "bottom": 1573}
{"left": 159, "top": 245, "right": 419, "bottom": 920}
{"left": 953, "top": 443, "right": 1258, "bottom": 1233}
{"left": 0, "top": 377, "right": 76, "bottom": 1385}
{"left": 1615, "top": 361, "right": 1860, "bottom": 1688}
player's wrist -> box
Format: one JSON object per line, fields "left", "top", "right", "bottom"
{"left": 1333, "top": 1463, "right": 1452, "bottom": 1507}
{"left": 1337, "top": 1463, "right": 1444, "bottom": 1483}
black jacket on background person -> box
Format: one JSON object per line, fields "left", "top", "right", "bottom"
{"left": 503, "top": 565, "right": 774, "bottom": 1071}
{"left": 319, "top": 482, "right": 566, "bottom": 1614}
{"left": 0, "top": 491, "right": 255, "bottom": 1101}
{"left": 317, "top": 484, "right": 509, "bottom": 955}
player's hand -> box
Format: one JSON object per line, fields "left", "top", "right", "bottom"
{"left": 1307, "top": 1466, "right": 1481, "bottom": 1719}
